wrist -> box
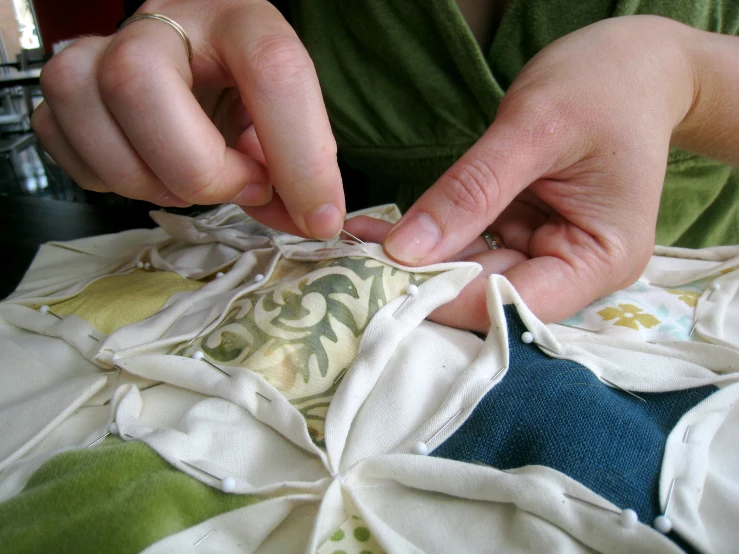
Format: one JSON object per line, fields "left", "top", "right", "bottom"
{"left": 671, "top": 26, "right": 739, "bottom": 165}
{"left": 650, "top": 18, "right": 699, "bottom": 136}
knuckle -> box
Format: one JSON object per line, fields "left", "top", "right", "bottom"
{"left": 107, "top": 168, "right": 146, "bottom": 196}
{"left": 530, "top": 101, "right": 572, "bottom": 147}
{"left": 501, "top": 86, "right": 580, "bottom": 153}
{"left": 30, "top": 105, "right": 52, "bottom": 141}
{"left": 582, "top": 232, "right": 651, "bottom": 293}
{"left": 78, "top": 181, "right": 108, "bottom": 193}
{"left": 176, "top": 160, "right": 229, "bottom": 205}
{"left": 503, "top": 77, "right": 568, "bottom": 118}
{"left": 441, "top": 159, "right": 500, "bottom": 216}
{"left": 618, "top": 244, "right": 652, "bottom": 288}
{"left": 40, "top": 40, "right": 99, "bottom": 103}
{"left": 246, "top": 34, "right": 313, "bottom": 91}
{"left": 99, "top": 39, "right": 159, "bottom": 101}
{"left": 287, "top": 148, "right": 339, "bottom": 188}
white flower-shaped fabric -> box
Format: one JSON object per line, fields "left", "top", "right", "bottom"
{"left": 2, "top": 205, "right": 739, "bottom": 554}
{"left": 107, "top": 271, "right": 737, "bottom": 554}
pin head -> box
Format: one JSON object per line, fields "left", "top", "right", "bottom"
{"left": 620, "top": 509, "right": 638, "bottom": 527}
{"left": 407, "top": 284, "right": 419, "bottom": 296}
{"left": 136, "top": 261, "right": 144, "bottom": 269}
{"left": 521, "top": 331, "right": 534, "bottom": 344}
{"left": 414, "top": 441, "right": 429, "bottom": 455}
{"left": 653, "top": 515, "right": 672, "bottom": 534}
{"left": 109, "top": 422, "right": 119, "bottom": 435}
{"left": 221, "top": 476, "right": 236, "bottom": 493}
{"left": 40, "top": 305, "right": 50, "bottom": 314}
{"left": 254, "top": 274, "right": 265, "bottom": 282}
{"left": 144, "top": 262, "right": 151, "bottom": 270}
{"left": 216, "top": 272, "right": 224, "bottom": 278}
{"left": 192, "top": 350, "right": 205, "bottom": 361}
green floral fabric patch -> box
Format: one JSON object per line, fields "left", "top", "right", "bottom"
{"left": 561, "top": 277, "right": 711, "bottom": 341}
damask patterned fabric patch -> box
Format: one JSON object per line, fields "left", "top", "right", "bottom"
{"left": 433, "top": 306, "right": 717, "bottom": 526}
{"left": 174, "top": 256, "right": 434, "bottom": 446}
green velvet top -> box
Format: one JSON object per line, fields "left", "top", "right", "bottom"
{"left": 291, "top": 0, "right": 739, "bottom": 248}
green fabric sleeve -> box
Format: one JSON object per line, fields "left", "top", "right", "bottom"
{"left": 0, "top": 439, "right": 259, "bottom": 554}
{"left": 618, "top": 2, "right": 739, "bottom": 247}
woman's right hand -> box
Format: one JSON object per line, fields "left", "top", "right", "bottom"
{"left": 32, "top": 0, "right": 346, "bottom": 240}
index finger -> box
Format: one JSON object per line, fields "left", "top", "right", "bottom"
{"left": 218, "top": 2, "right": 345, "bottom": 239}
{"left": 100, "top": 12, "right": 271, "bottom": 206}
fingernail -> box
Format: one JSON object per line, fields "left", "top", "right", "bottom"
{"left": 231, "top": 183, "right": 273, "bottom": 206}
{"left": 305, "top": 204, "right": 342, "bottom": 240}
{"left": 384, "top": 212, "right": 441, "bottom": 264}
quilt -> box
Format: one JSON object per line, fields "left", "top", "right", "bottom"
{"left": 0, "top": 204, "right": 738, "bottom": 554}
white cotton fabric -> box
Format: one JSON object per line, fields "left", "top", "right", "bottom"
{"left": 142, "top": 496, "right": 322, "bottom": 554}
{"left": 1, "top": 205, "right": 739, "bottom": 553}
{"left": 659, "top": 383, "right": 739, "bottom": 554}
{"left": 0, "top": 331, "right": 107, "bottom": 471}
{"left": 647, "top": 245, "right": 739, "bottom": 350}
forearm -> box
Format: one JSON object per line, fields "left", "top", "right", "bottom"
{"left": 673, "top": 28, "right": 739, "bottom": 167}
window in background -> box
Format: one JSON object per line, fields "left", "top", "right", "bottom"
{"left": 12, "top": 0, "right": 40, "bottom": 50}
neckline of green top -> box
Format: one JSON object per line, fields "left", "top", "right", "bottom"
{"left": 429, "top": 0, "right": 507, "bottom": 121}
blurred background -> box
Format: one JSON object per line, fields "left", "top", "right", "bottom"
{"left": 0, "top": 1, "right": 171, "bottom": 299}
{"left": 0, "top": 1, "right": 361, "bottom": 299}
{"left": 0, "top": 0, "right": 126, "bottom": 203}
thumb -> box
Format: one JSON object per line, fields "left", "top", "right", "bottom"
{"left": 383, "top": 102, "right": 569, "bottom": 265}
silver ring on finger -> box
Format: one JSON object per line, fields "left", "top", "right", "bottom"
{"left": 481, "top": 232, "right": 505, "bottom": 250}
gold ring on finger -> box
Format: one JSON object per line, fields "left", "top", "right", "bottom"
{"left": 119, "top": 13, "right": 193, "bottom": 65}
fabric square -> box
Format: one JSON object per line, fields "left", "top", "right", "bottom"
{"left": 433, "top": 305, "right": 717, "bottom": 525}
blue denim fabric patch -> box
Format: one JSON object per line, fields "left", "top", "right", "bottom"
{"left": 432, "top": 305, "right": 716, "bottom": 525}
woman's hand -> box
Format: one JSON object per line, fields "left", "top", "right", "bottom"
{"left": 32, "top": 0, "right": 345, "bottom": 240}
{"left": 380, "top": 15, "right": 708, "bottom": 331}
{"left": 345, "top": 215, "right": 528, "bottom": 331}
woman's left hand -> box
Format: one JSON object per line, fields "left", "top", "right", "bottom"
{"left": 373, "top": 15, "right": 708, "bottom": 332}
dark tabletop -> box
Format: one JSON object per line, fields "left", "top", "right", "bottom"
{"left": 1, "top": 196, "right": 157, "bottom": 299}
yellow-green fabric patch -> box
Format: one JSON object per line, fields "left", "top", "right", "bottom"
{"left": 53, "top": 270, "right": 204, "bottom": 334}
